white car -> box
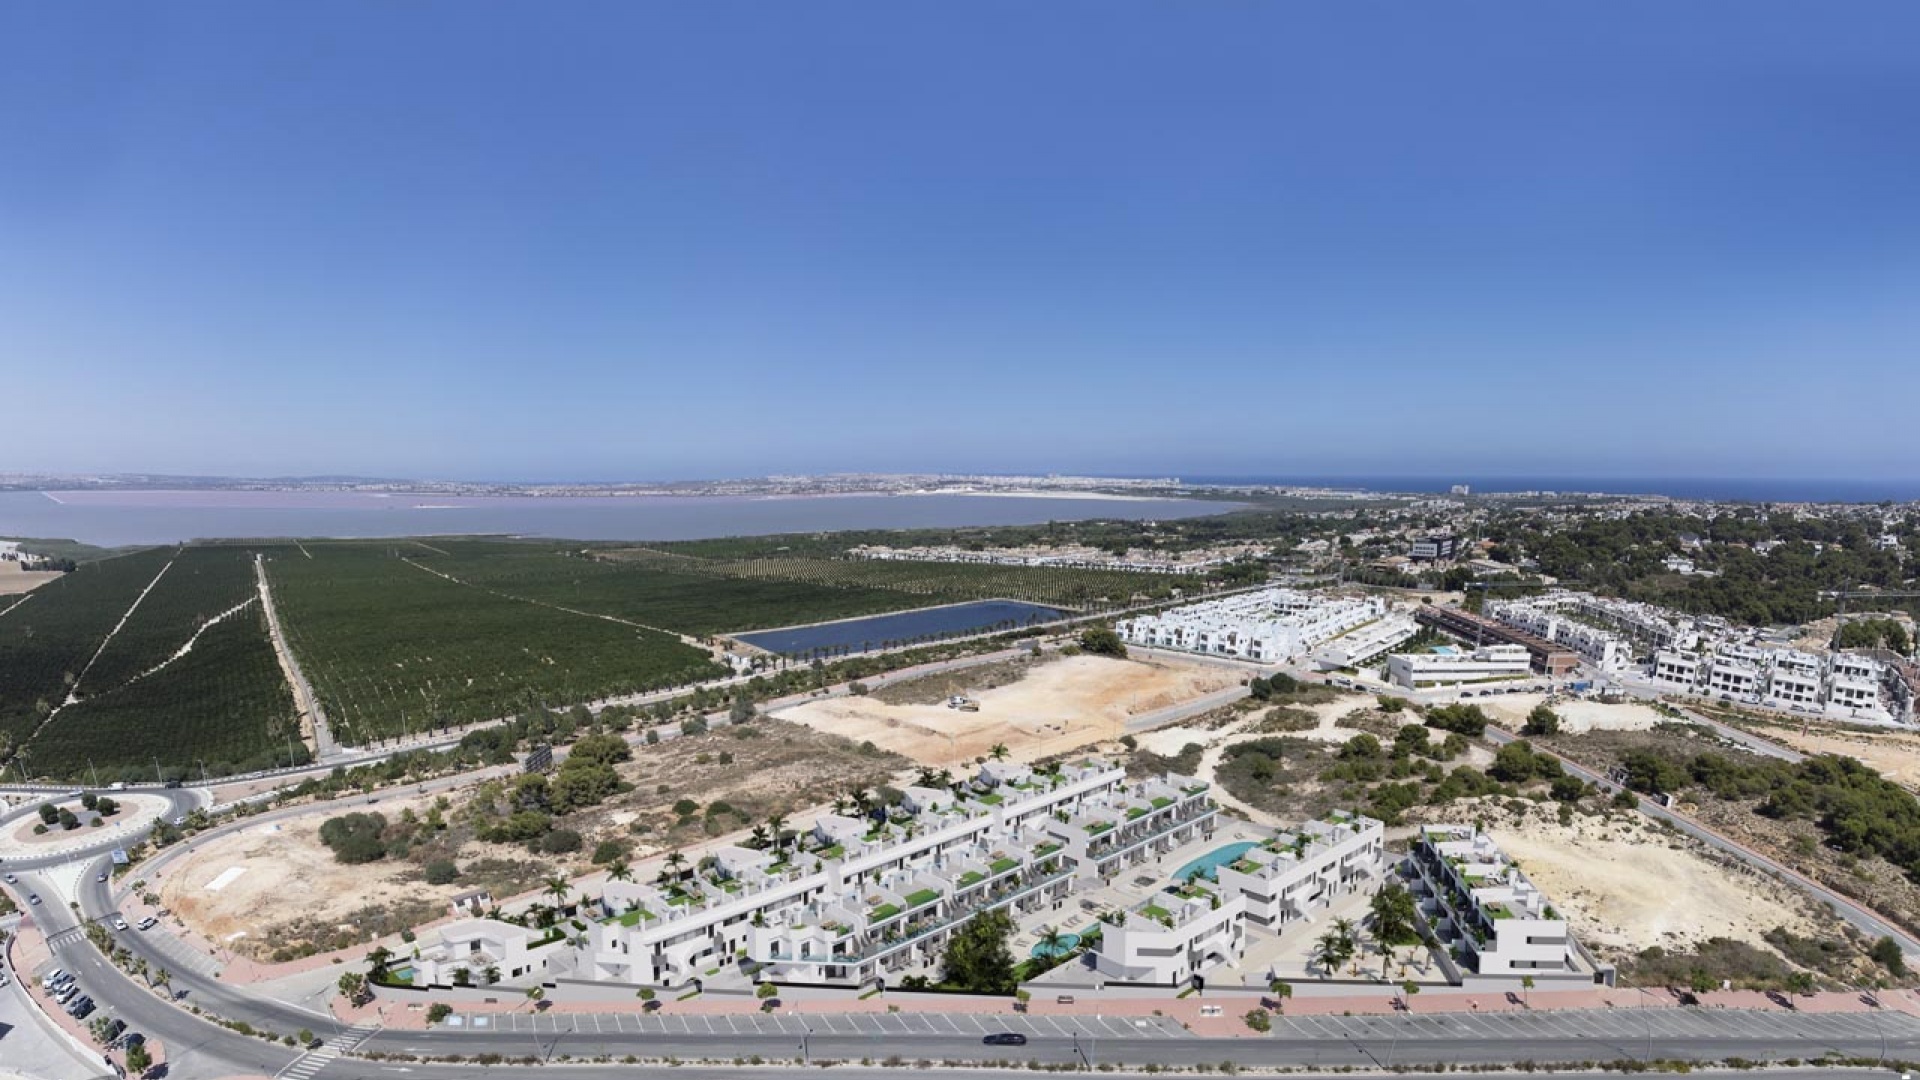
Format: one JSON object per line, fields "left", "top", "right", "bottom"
{"left": 110, "top": 917, "right": 129, "bottom": 932}
{"left": 136, "top": 916, "right": 158, "bottom": 931}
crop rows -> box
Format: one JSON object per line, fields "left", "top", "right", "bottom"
{"left": 269, "top": 544, "right": 726, "bottom": 743}
{"left": 28, "top": 604, "right": 300, "bottom": 780}
{"left": 73, "top": 545, "right": 261, "bottom": 699}
{"left": 0, "top": 547, "right": 173, "bottom": 751}
{"left": 408, "top": 546, "right": 924, "bottom": 636}
{"left": 691, "top": 556, "right": 1184, "bottom": 610}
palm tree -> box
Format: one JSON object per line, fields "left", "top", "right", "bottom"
{"left": 1521, "top": 974, "right": 1535, "bottom": 1009}
{"left": 748, "top": 824, "right": 770, "bottom": 849}
{"left": 153, "top": 968, "right": 172, "bottom": 998}
{"left": 989, "top": 743, "right": 1010, "bottom": 762}
{"left": 1268, "top": 979, "right": 1293, "bottom": 1014}
{"left": 665, "top": 849, "right": 688, "bottom": 880}
{"left": 766, "top": 812, "right": 790, "bottom": 853}
{"left": 606, "top": 858, "right": 633, "bottom": 884}
{"left": 1310, "top": 934, "right": 1343, "bottom": 979}
{"left": 542, "top": 876, "right": 574, "bottom": 913}
{"left": 1038, "top": 925, "right": 1066, "bottom": 963}
{"left": 366, "top": 945, "right": 395, "bottom": 980}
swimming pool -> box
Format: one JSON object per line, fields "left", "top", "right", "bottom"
{"left": 1030, "top": 932, "right": 1082, "bottom": 959}
{"left": 1171, "top": 841, "right": 1260, "bottom": 883}
{"left": 1432, "top": 645, "right": 1459, "bottom": 655}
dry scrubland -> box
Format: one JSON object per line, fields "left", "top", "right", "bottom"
{"left": 775, "top": 653, "right": 1234, "bottom": 765}
{"left": 162, "top": 718, "right": 905, "bottom": 960}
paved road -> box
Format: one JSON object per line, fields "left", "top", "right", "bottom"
{"left": 13, "top": 865, "right": 305, "bottom": 1080}
{"left": 23, "top": 847, "right": 1920, "bottom": 1079}
{"left": 343, "top": 1005, "right": 1920, "bottom": 1070}
{"left": 1489, "top": 727, "right": 1920, "bottom": 955}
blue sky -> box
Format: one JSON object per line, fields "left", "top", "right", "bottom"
{"left": 2, "top": 2, "right": 1917, "bottom": 482}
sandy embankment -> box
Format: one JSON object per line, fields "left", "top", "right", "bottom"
{"left": 1479, "top": 693, "right": 1667, "bottom": 734}
{"left": 1483, "top": 806, "right": 1825, "bottom": 956}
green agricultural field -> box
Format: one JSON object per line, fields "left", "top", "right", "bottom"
{"left": 406, "top": 542, "right": 942, "bottom": 636}
{"left": 25, "top": 605, "right": 301, "bottom": 781}
{"left": 2, "top": 534, "right": 1198, "bottom": 772}
{"left": 267, "top": 543, "right": 728, "bottom": 742}
{"left": 73, "top": 545, "right": 261, "bottom": 699}
{"left": 0, "top": 547, "right": 173, "bottom": 753}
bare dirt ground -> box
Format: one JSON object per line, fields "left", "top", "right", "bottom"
{"left": 161, "top": 719, "right": 907, "bottom": 959}
{"left": 1481, "top": 692, "right": 1666, "bottom": 734}
{"left": 0, "top": 561, "right": 62, "bottom": 595}
{"left": 1409, "top": 799, "right": 1828, "bottom": 960}
{"left": 774, "top": 654, "right": 1234, "bottom": 766}
{"left": 158, "top": 792, "right": 466, "bottom": 957}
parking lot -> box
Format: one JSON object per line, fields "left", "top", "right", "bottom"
{"left": 448, "top": 1009, "right": 1188, "bottom": 1040}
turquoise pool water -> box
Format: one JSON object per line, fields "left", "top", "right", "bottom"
{"left": 1030, "top": 932, "right": 1082, "bottom": 959}
{"left": 1171, "top": 841, "right": 1259, "bottom": 883}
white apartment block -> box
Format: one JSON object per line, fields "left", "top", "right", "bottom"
{"left": 1094, "top": 811, "right": 1383, "bottom": 986}
{"left": 1314, "top": 613, "right": 1420, "bottom": 670}
{"left": 1650, "top": 644, "right": 1896, "bottom": 722}
{"left": 1115, "top": 588, "right": 1386, "bottom": 663}
{"left": 1406, "top": 825, "right": 1612, "bottom": 986}
{"left": 422, "top": 759, "right": 1219, "bottom": 991}
{"left": 1212, "top": 811, "right": 1384, "bottom": 931}
{"left": 1385, "top": 644, "right": 1532, "bottom": 689}
{"left": 1486, "top": 592, "right": 1702, "bottom": 672}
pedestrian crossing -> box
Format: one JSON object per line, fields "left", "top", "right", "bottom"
{"left": 44, "top": 926, "right": 87, "bottom": 949}
{"left": 275, "top": 1021, "right": 379, "bottom": 1080}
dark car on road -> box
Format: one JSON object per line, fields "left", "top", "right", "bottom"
{"left": 983, "top": 1032, "right": 1028, "bottom": 1046}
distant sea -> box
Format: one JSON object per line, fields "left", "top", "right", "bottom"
{"left": 0, "top": 490, "right": 1246, "bottom": 548}
{"left": 1187, "top": 476, "right": 1920, "bottom": 503}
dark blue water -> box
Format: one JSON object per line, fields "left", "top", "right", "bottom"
{"left": 1184, "top": 476, "right": 1920, "bottom": 503}
{"left": 732, "top": 600, "right": 1069, "bottom": 656}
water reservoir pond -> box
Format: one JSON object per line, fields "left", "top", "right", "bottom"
{"left": 732, "top": 599, "right": 1069, "bottom": 657}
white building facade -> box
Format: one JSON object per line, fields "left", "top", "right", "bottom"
{"left": 1115, "top": 588, "right": 1387, "bottom": 664}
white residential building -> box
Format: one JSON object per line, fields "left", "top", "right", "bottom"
{"left": 1406, "top": 825, "right": 1612, "bottom": 986}
{"left": 1094, "top": 811, "right": 1384, "bottom": 986}
{"left": 1650, "top": 644, "right": 1897, "bottom": 722}
{"left": 1314, "top": 613, "right": 1420, "bottom": 670}
{"left": 1212, "top": 811, "right": 1384, "bottom": 931}
{"left": 426, "top": 758, "right": 1223, "bottom": 991}
{"left": 1385, "top": 644, "right": 1532, "bottom": 689}
{"left": 1115, "top": 588, "right": 1386, "bottom": 663}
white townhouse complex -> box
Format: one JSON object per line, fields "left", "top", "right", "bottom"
{"left": 1385, "top": 644, "right": 1533, "bottom": 690}
{"left": 1115, "top": 588, "right": 1387, "bottom": 664}
{"left": 1405, "top": 825, "right": 1613, "bottom": 987}
{"left": 421, "top": 758, "right": 1219, "bottom": 992}
{"left": 1652, "top": 642, "right": 1900, "bottom": 723}
{"left": 1094, "top": 811, "right": 1384, "bottom": 986}
{"left": 1314, "top": 613, "right": 1420, "bottom": 670}
{"left": 1483, "top": 593, "right": 1651, "bottom": 672}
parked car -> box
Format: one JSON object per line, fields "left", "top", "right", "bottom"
{"left": 137, "top": 916, "right": 158, "bottom": 931}
{"left": 984, "top": 1032, "right": 1029, "bottom": 1046}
